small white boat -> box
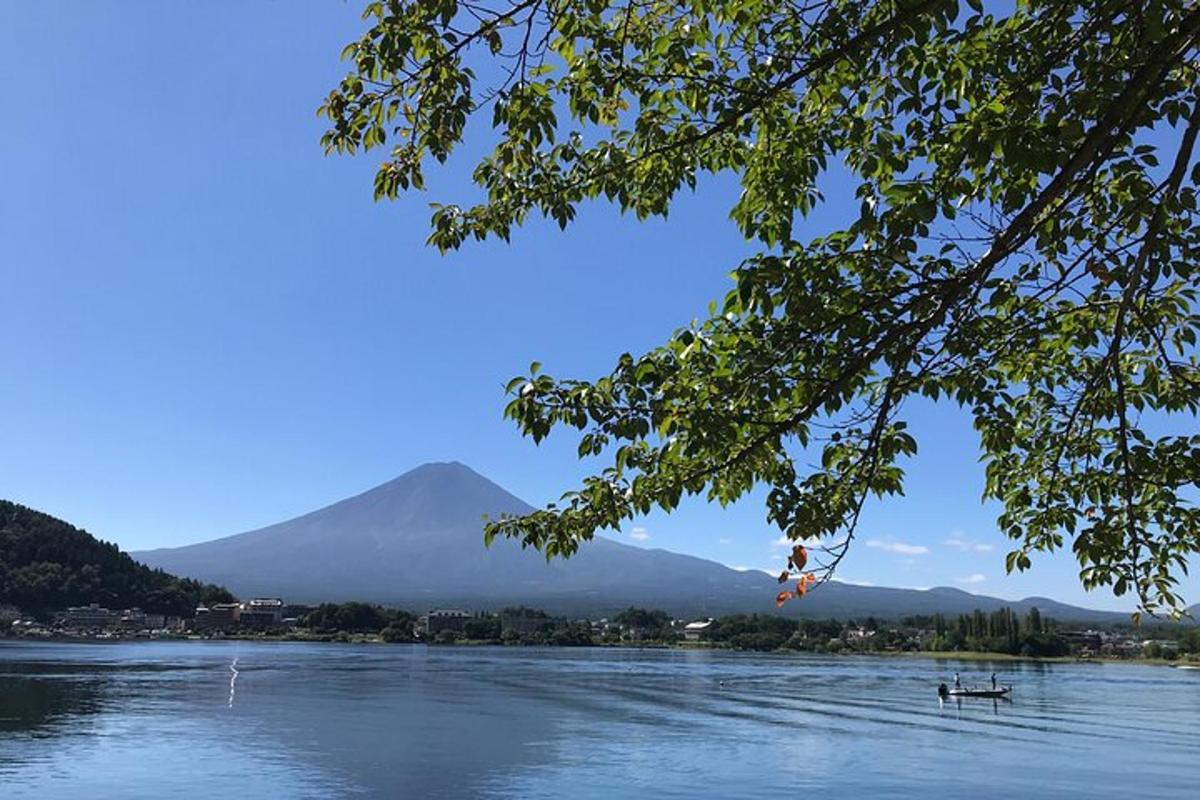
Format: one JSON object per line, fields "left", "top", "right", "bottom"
{"left": 1173, "top": 664, "right": 1200, "bottom": 671}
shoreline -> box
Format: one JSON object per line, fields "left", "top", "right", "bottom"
{"left": 877, "top": 649, "right": 1184, "bottom": 667}
{"left": 3, "top": 634, "right": 1190, "bottom": 667}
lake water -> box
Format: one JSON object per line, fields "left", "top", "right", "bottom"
{"left": 1, "top": 641, "right": 1197, "bottom": 798}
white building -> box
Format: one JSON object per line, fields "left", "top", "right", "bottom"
{"left": 683, "top": 619, "right": 714, "bottom": 641}
{"left": 240, "top": 598, "right": 285, "bottom": 626}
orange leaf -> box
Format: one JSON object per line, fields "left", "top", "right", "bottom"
{"left": 802, "top": 572, "right": 818, "bottom": 587}
{"left": 777, "top": 570, "right": 790, "bottom": 584}
{"left": 795, "top": 580, "right": 808, "bottom": 598}
{"left": 775, "top": 591, "right": 794, "bottom": 608}
{"left": 791, "top": 545, "right": 808, "bottom": 571}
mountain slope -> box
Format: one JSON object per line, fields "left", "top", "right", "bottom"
{"left": 135, "top": 462, "right": 779, "bottom": 615}
{"left": 0, "top": 500, "right": 234, "bottom": 617}
{"left": 134, "top": 462, "right": 1129, "bottom": 622}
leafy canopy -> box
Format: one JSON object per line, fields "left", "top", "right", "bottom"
{"left": 321, "top": 0, "right": 1200, "bottom": 616}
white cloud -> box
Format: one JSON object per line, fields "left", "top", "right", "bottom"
{"left": 772, "top": 535, "right": 843, "bottom": 550}
{"left": 956, "top": 573, "right": 986, "bottom": 585}
{"left": 944, "top": 535, "right": 995, "bottom": 553}
{"left": 718, "top": 538, "right": 732, "bottom": 545}
{"left": 865, "top": 538, "right": 929, "bottom": 556}
{"left": 629, "top": 526, "right": 650, "bottom": 542}
{"left": 832, "top": 577, "right": 874, "bottom": 587}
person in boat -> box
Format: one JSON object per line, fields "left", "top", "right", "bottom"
{"left": 954, "top": 672, "right": 961, "bottom": 689}
{"left": 991, "top": 673, "right": 997, "bottom": 690}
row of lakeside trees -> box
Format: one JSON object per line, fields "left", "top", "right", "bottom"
{"left": 277, "top": 602, "right": 1200, "bottom": 661}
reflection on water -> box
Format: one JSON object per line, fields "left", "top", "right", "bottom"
{"left": 227, "top": 656, "right": 238, "bottom": 709}
{"left": 1, "top": 642, "right": 1197, "bottom": 799}
{"left": 940, "top": 694, "right": 1008, "bottom": 717}
{"left": 0, "top": 671, "right": 104, "bottom": 733}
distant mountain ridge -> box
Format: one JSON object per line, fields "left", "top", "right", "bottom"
{"left": 135, "top": 462, "right": 1132, "bottom": 622}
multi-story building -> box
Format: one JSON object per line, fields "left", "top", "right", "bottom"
{"left": 1060, "top": 630, "right": 1103, "bottom": 651}
{"left": 59, "top": 603, "right": 118, "bottom": 628}
{"left": 116, "top": 609, "right": 167, "bottom": 630}
{"left": 420, "top": 609, "right": 471, "bottom": 636}
{"left": 239, "top": 598, "right": 285, "bottom": 628}
{"left": 118, "top": 608, "right": 147, "bottom": 629}
{"left": 193, "top": 602, "right": 241, "bottom": 630}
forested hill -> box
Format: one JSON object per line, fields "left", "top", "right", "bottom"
{"left": 0, "top": 500, "right": 234, "bottom": 618}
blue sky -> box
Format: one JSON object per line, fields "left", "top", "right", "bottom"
{"left": 2, "top": 2, "right": 1192, "bottom": 612}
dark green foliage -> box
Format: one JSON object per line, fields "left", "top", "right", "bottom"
{"left": 689, "top": 607, "right": 1081, "bottom": 655}
{"left": 1123, "top": 621, "right": 1199, "bottom": 656}
{"left": 380, "top": 623, "right": 414, "bottom": 643}
{"left": 498, "top": 608, "right": 594, "bottom": 645}
{"left": 302, "top": 602, "right": 414, "bottom": 634}
{"left": 704, "top": 614, "right": 799, "bottom": 651}
{"left": 613, "top": 607, "right": 671, "bottom": 638}
{"left": 463, "top": 616, "right": 502, "bottom": 640}
{"left": 549, "top": 621, "right": 595, "bottom": 647}
{"left": 729, "top": 632, "right": 790, "bottom": 652}
{"left": 325, "top": 0, "right": 1200, "bottom": 617}
{"left": 798, "top": 618, "right": 846, "bottom": 641}
{"left": 423, "top": 611, "right": 594, "bottom": 645}
{"left": 927, "top": 605, "right": 1070, "bottom": 655}
{"left": 497, "top": 606, "right": 550, "bottom": 619}
{"left": 300, "top": 603, "right": 594, "bottom": 645}
{"left": 1019, "top": 632, "right": 1070, "bottom": 658}
{"left": 0, "top": 500, "right": 234, "bottom": 618}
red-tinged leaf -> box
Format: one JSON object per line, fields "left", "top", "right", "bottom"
{"left": 802, "top": 572, "right": 818, "bottom": 587}
{"left": 791, "top": 545, "right": 808, "bottom": 571}
{"left": 777, "top": 570, "right": 790, "bottom": 584}
{"left": 775, "top": 591, "right": 794, "bottom": 608}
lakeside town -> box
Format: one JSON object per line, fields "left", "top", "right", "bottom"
{"left": 2, "top": 598, "right": 1197, "bottom": 663}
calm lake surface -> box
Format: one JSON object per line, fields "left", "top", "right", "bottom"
{"left": 1, "top": 641, "right": 1197, "bottom": 798}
